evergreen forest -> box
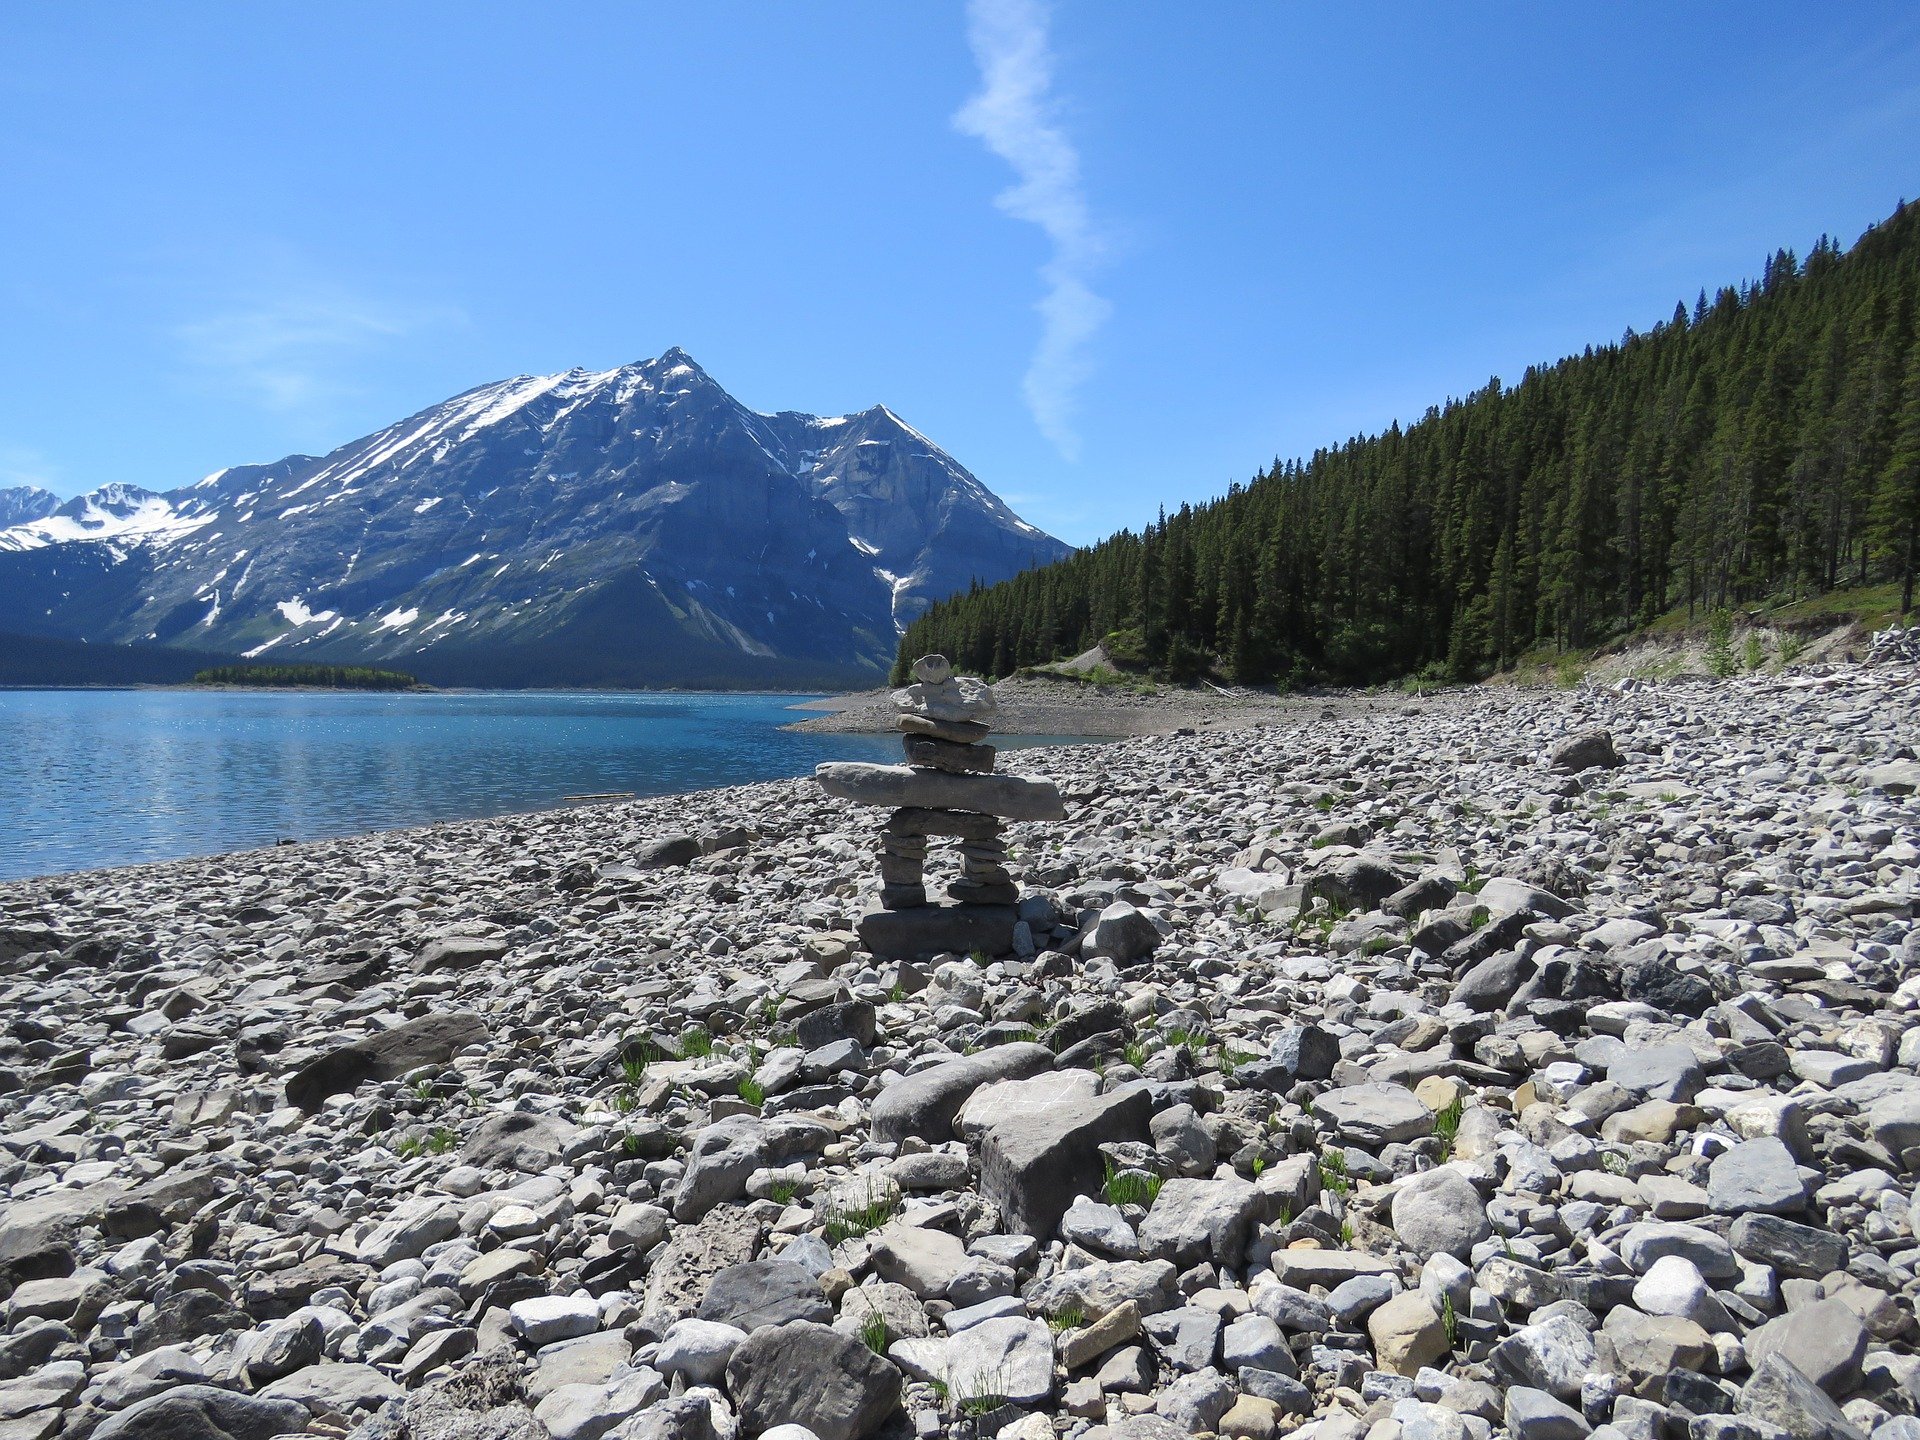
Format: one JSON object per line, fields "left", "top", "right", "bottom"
{"left": 897, "top": 199, "right": 1920, "bottom": 686}
{"left": 192, "top": 664, "right": 422, "bottom": 690}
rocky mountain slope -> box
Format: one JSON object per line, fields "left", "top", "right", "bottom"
{"left": 0, "top": 352, "right": 1069, "bottom": 687}
{"left": 0, "top": 664, "right": 1915, "bottom": 1438}
{"left": 0, "top": 485, "right": 58, "bottom": 529}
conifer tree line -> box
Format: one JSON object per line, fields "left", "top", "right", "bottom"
{"left": 897, "top": 199, "right": 1920, "bottom": 687}
{"left": 192, "top": 663, "right": 420, "bottom": 690}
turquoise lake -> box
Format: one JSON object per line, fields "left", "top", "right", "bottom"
{"left": 0, "top": 689, "right": 1086, "bottom": 882}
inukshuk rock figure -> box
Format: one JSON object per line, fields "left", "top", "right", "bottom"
{"left": 815, "top": 654, "right": 1065, "bottom": 958}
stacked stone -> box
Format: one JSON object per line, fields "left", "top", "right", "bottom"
{"left": 815, "top": 654, "right": 1065, "bottom": 958}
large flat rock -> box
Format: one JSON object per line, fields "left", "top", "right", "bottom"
{"left": 858, "top": 904, "right": 1018, "bottom": 960}
{"left": 816, "top": 762, "right": 1065, "bottom": 821}
{"left": 283, "top": 1012, "right": 489, "bottom": 1113}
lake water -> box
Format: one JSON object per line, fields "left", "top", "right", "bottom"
{"left": 0, "top": 689, "right": 1089, "bottom": 882}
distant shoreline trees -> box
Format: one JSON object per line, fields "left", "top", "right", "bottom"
{"left": 898, "top": 198, "right": 1920, "bottom": 687}
{"left": 192, "top": 663, "right": 422, "bottom": 691}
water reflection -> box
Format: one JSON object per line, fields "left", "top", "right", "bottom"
{"left": 0, "top": 689, "right": 1087, "bottom": 881}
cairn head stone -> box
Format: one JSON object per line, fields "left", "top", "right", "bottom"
{"left": 892, "top": 657, "right": 996, "bottom": 728}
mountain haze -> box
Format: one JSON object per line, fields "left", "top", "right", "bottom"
{"left": 0, "top": 350, "right": 1069, "bottom": 687}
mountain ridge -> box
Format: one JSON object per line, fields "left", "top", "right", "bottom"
{"left": 0, "top": 350, "right": 1070, "bottom": 688}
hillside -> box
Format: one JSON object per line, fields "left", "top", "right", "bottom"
{"left": 0, "top": 351, "right": 1070, "bottom": 689}
{"left": 0, "top": 630, "right": 241, "bottom": 687}
{"left": 898, "top": 199, "right": 1920, "bottom": 686}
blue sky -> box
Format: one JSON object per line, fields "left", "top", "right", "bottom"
{"left": 4, "top": 3, "right": 1919, "bottom": 546}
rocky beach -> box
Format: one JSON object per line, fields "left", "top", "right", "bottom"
{"left": 1, "top": 662, "right": 1918, "bottom": 1440}
{"left": 783, "top": 673, "right": 1364, "bottom": 739}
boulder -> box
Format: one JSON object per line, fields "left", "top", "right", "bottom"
{"left": 283, "top": 1012, "right": 488, "bottom": 1111}
{"left": 1738, "top": 1353, "right": 1867, "bottom": 1440}
{"left": 635, "top": 835, "right": 702, "bottom": 868}
{"left": 91, "top": 1384, "right": 311, "bottom": 1440}
{"left": 1136, "top": 1177, "right": 1266, "bottom": 1268}
{"left": 1550, "top": 729, "right": 1621, "bottom": 771}
{"left": 697, "top": 1261, "right": 830, "bottom": 1331}
{"left": 1084, "top": 903, "right": 1162, "bottom": 964}
{"left": 1707, "top": 1137, "right": 1807, "bottom": 1214}
{"left": 857, "top": 905, "right": 1019, "bottom": 961}
{"left": 726, "top": 1320, "right": 902, "bottom": 1440}
{"left": 869, "top": 1042, "right": 1053, "bottom": 1145}
{"left": 1744, "top": 1298, "right": 1867, "bottom": 1394}
{"left": 1390, "top": 1167, "right": 1490, "bottom": 1260}
{"left": 673, "top": 1115, "right": 832, "bottom": 1221}
{"left": 462, "top": 1111, "right": 580, "bottom": 1172}
{"left": 414, "top": 935, "right": 509, "bottom": 973}
{"left": 1368, "top": 1291, "right": 1448, "bottom": 1377}
{"left": 960, "top": 1070, "right": 1154, "bottom": 1237}
{"left": 1314, "top": 1083, "right": 1434, "bottom": 1147}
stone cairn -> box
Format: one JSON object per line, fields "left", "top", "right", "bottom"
{"left": 815, "top": 654, "right": 1065, "bottom": 958}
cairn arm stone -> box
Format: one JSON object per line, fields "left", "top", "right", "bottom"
{"left": 815, "top": 763, "right": 1065, "bottom": 822}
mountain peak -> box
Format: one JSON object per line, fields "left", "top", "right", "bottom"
{"left": 0, "top": 353, "right": 1071, "bottom": 682}
{"left": 651, "top": 345, "right": 704, "bottom": 372}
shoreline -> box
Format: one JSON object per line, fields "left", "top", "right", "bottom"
{"left": 782, "top": 670, "right": 1406, "bottom": 737}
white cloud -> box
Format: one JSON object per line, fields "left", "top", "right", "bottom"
{"left": 173, "top": 264, "right": 461, "bottom": 416}
{"left": 954, "top": 0, "right": 1110, "bottom": 461}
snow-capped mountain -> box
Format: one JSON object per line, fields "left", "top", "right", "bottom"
{"left": 0, "top": 350, "right": 1070, "bottom": 686}
{"left": 0, "top": 485, "right": 59, "bottom": 529}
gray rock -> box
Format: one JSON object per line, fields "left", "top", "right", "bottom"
{"left": 634, "top": 835, "right": 701, "bottom": 868}
{"left": 858, "top": 905, "right": 1019, "bottom": 961}
{"left": 868, "top": 1042, "right": 1054, "bottom": 1145}
{"left": 509, "top": 1294, "right": 600, "bottom": 1346}
{"left": 283, "top": 1011, "right": 488, "bottom": 1111}
{"left": 673, "top": 1115, "right": 832, "bottom": 1220}
{"left": 259, "top": 1362, "right": 402, "bottom": 1414}
{"left": 1738, "top": 1353, "right": 1867, "bottom": 1440}
{"left": 1136, "top": 1176, "right": 1265, "bottom": 1268}
{"left": 1492, "top": 1314, "right": 1599, "bottom": 1401}
{"left": 1708, "top": 1139, "right": 1807, "bottom": 1215}
{"left": 1085, "top": 903, "right": 1161, "bottom": 964}
{"left": 1154, "top": 1367, "right": 1236, "bottom": 1432}
{"left": 655, "top": 1318, "right": 748, "bottom": 1385}
{"left": 1143, "top": 1305, "right": 1221, "bottom": 1372}
{"left": 726, "top": 1320, "right": 902, "bottom": 1440}
{"left": 415, "top": 934, "right": 509, "bottom": 972}
{"left": 1744, "top": 1299, "right": 1867, "bottom": 1395}
{"left": 815, "top": 763, "right": 1065, "bottom": 821}
{"left": 91, "top": 1384, "right": 311, "bottom": 1440}
{"left": 1267, "top": 1024, "right": 1341, "bottom": 1081}
{"left": 462, "top": 1111, "right": 581, "bottom": 1172}
{"left": 1550, "top": 730, "right": 1621, "bottom": 772}
{"left": 697, "top": 1261, "right": 830, "bottom": 1331}
{"left": 868, "top": 1225, "right": 970, "bottom": 1299}
{"left": 940, "top": 1316, "right": 1055, "bottom": 1406}
{"left": 1616, "top": 1222, "right": 1738, "bottom": 1279}
{"left": 1507, "top": 1385, "right": 1594, "bottom": 1440}
{"left": 1391, "top": 1166, "right": 1491, "bottom": 1261}
{"left": 534, "top": 1371, "right": 665, "bottom": 1440}
{"left": 1220, "top": 1314, "right": 1291, "bottom": 1374}
{"left": 1315, "top": 1082, "right": 1435, "bottom": 1147}
{"left": 1608, "top": 1044, "right": 1705, "bottom": 1103}
{"left": 1729, "top": 1214, "right": 1848, "bottom": 1279}
{"left": 961, "top": 1069, "right": 1153, "bottom": 1237}
{"left": 1025, "top": 1259, "right": 1180, "bottom": 1320}
{"left": 1451, "top": 950, "right": 1536, "bottom": 1012}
